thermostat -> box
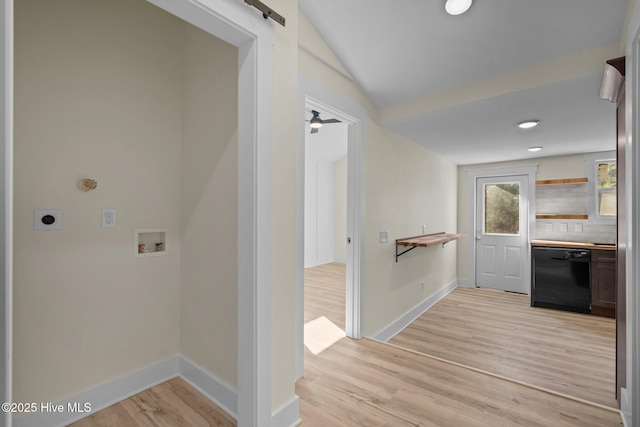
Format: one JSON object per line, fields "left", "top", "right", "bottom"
{"left": 34, "top": 209, "right": 62, "bottom": 230}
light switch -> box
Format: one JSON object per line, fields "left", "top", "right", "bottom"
{"left": 574, "top": 223, "right": 583, "bottom": 232}
{"left": 560, "top": 223, "right": 568, "bottom": 232}
{"left": 545, "top": 223, "right": 553, "bottom": 232}
{"left": 34, "top": 209, "right": 62, "bottom": 230}
{"left": 380, "top": 231, "right": 388, "bottom": 243}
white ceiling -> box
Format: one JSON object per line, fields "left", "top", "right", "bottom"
{"left": 299, "top": 0, "right": 629, "bottom": 165}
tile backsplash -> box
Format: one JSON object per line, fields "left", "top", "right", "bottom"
{"left": 534, "top": 220, "right": 616, "bottom": 244}
{"left": 536, "top": 183, "right": 586, "bottom": 215}
{"left": 534, "top": 182, "right": 616, "bottom": 244}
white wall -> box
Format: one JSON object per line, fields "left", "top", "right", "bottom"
{"left": 364, "top": 125, "right": 458, "bottom": 336}
{"left": 304, "top": 123, "right": 347, "bottom": 267}
{"left": 180, "top": 25, "right": 238, "bottom": 389}
{"left": 13, "top": 0, "right": 183, "bottom": 404}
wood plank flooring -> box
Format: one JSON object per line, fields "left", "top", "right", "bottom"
{"left": 66, "top": 264, "right": 621, "bottom": 426}
{"left": 304, "top": 262, "right": 346, "bottom": 330}
{"left": 389, "top": 287, "right": 617, "bottom": 408}
{"left": 67, "top": 377, "right": 235, "bottom": 427}
{"left": 298, "top": 337, "right": 622, "bottom": 426}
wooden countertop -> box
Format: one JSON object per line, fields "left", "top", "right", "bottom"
{"left": 530, "top": 240, "right": 616, "bottom": 251}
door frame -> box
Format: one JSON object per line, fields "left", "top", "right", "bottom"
{"left": 1, "top": 1, "right": 12, "bottom": 425}
{"left": 475, "top": 175, "right": 531, "bottom": 294}
{"left": 295, "top": 75, "right": 367, "bottom": 379}
{"left": 467, "top": 165, "right": 537, "bottom": 292}
{"left": 3, "top": 0, "right": 275, "bottom": 425}
{"left": 625, "top": 8, "right": 640, "bottom": 424}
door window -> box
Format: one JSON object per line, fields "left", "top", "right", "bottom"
{"left": 483, "top": 183, "right": 520, "bottom": 235}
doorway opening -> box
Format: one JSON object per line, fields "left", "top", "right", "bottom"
{"left": 295, "top": 88, "right": 366, "bottom": 380}
{"left": 4, "top": 0, "right": 274, "bottom": 425}
{"left": 303, "top": 106, "right": 348, "bottom": 356}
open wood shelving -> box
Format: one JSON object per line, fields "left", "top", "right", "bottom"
{"left": 535, "top": 177, "right": 588, "bottom": 186}
{"left": 395, "top": 232, "right": 464, "bottom": 262}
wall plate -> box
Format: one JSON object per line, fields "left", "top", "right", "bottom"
{"left": 34, "top": 209, "right": 62, "bottom": 230}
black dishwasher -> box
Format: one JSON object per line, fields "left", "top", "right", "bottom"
{"left": 531, "top": 247, "right": 591, "bottom": 313}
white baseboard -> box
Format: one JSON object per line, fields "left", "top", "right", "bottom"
{"left": 178, "top": 356, "right": 237, "bottom": 420}
{"left": 620, "top": 387, "right": 631, "bottom": 427}
{"left": 13, "top": 356, "right": 181, "bottom": 427}
{"left": 456, "top": 278, "right": 475, "bottom": 288}
{"left": 370, "top": 280, "right": 459, "bottom": 342}
{"left": 333, "top": 257, "right": 347, "bottom": 264}
{"left": 13, "top": 355, "right": 303, "bottom": 427}
{"left": 304, "top": 257, "right": 334, "bottom": 268}
{"left": 272, "top": 395, "right": 301, "bottom": 427}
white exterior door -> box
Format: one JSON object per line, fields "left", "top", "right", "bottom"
{"left": 475, "top": 175, "right": 529, "bottom": 294}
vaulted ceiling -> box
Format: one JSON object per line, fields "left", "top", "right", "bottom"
{"left": 299, "top": 0, "right": 630, "bottom": 165}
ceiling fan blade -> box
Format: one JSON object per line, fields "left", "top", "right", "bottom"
{"left": 310, "top": 127, "right": 318, "bottom": 134}
{"left": 323, "top": 119, "right": 341, "bottom": 124}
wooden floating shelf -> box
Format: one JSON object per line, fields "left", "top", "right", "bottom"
{"left": 395, "top": 232, "right": 464, "bottom": 262}
{"left": 536, "top": 214, "right": 588, "bottom": 220}
{"left": 535, "top": 177, "right": 588, "bottom": 186}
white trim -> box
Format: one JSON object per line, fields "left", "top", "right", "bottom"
{"left": 13, "top": 357, "right": 181, "bottom": 427}
{"left": 466, "top": 165, "right": 537, "bottom": 289}
{"left": 1, "top": 0, "right": 12, "bottom": 426}
{"left": 271, "top": 395, "right": 301, "bottom": 427}
{"left": 456, "top": 279, "right": 475, "bottom": 288}
{"left": 179, "top": 356, "right": 237, "bottom": 420}
{"left": 304, "top": 257, "right": 335, "bottom": 269}
{"left": 621, "top": 387, "right": 631, "bottom": 427}
{"left": 333, "top": 256, "right": 347, "bottom": 264}
{"left": 626, "top": 16, "right": 640, "bottom": 426}
{"left": 370, "top": 280, "right": 459, "bottom": 342}
{"left": 295, "top": 75, "right": 367, "bottom": 380}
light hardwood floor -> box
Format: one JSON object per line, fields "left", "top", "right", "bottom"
{"left": 67, "top": 265, "right": 621, "bottom": 426}
{"left": 298, "top": 337, "right": 622, "bottom": 426}
{"left": 304, "top": 262, "right": 346, "bottom": 330}
{"left": 67, "top": 377, "right": 235, "bottom": 427}
{"left": 389, "top": 287, "right": 617, "bottom": 408}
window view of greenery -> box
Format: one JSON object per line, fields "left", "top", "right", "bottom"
{"left": 484, "top": 183, "right": 520, "bottom": 235}
{"left": 597, "top": 161, "right": 616, "bottom": 217}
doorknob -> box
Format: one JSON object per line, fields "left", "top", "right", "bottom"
{"left": 475, "top": 236, "right": 482, "bottom": 240}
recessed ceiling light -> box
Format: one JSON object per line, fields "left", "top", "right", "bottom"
{"left": 518, "top": 120, "right": 540, "bottom": 129}
{"left": 528, "top": 146, "right": 543, "bottom": 152}
{"left": 445, "top": 0, "right": 473, "bottom": 15}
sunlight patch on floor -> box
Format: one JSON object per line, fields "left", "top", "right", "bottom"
{"left": 304, "top": 316, "right": 346, "bottom": 355}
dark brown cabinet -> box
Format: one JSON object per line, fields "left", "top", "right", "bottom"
{"left": 591, "top": 249, "right": 616, "bottom": 318}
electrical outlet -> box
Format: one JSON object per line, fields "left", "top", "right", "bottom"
{"left": 545, "top": 223, "right": 553, "bottom": 232}
{"left": 560, "top": 223, "right": 568, "bottom": 232}
{"left": 574, "top": 223, "right": 583, "bottom": 232}
{"left": 34, "top": 209, "right": 61, "bottom": 230}
{"left": 102, "top": 208, "right": 116, "bottom": 228}
{"left": 379, "top": 231, "right": 388, "bottom": 243}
